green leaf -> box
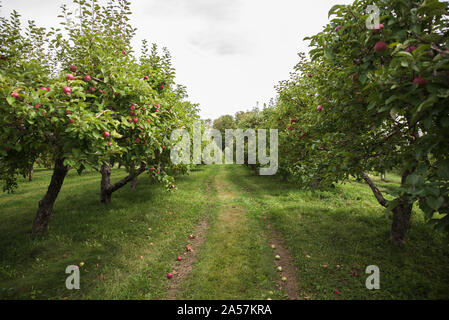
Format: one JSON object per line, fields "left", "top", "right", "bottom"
{"left": 427, "top": 196, "right": 444, "bottom": 211}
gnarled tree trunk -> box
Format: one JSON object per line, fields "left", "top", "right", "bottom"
{"left": 362, "top": 171, "right": 414, "bottom": 245}
{"left": 390, "top": 198, "right": 413, "bottom": 245}
{"left": 130, "top": 164, "right": 138, "bottom": 189}
{"left": 100, "top": 162, "right": 146, "bottom": 204}
{"left": 31, "top": 158, "right": 69, "bottom": 235}
{"left": 100, "top": 164, "right": 112, "bottom": 204}
{"left": 29, "top": 161, "right": 34, "bottom": 182}
{"left": 390, "top": 170, "right": 413, "bottom": 244}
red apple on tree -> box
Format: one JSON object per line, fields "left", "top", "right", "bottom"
{"left": 373, "top": 23, "right": 384, "bottom": 33}
{"left": 11, "top": 92, "right": 19, "bottom": 98}
{"left": 413, "top": 77, "right": 427, "bottom": 87}
{"left": 69, "top": 65, "right": 77, "bottom": 72}
{"left": 374, "top": 41, "right": 387, "bottom": 53}
{"left": 83, "top": 75, "right": 92, "bottom": 82}
{"left": 103, "top": 131, "right": 110, "bottom": 138}
{"left": 317, "top": 105, "right": 323, "bottom": 112}
{"left": 63, "top": 86, "right": 72, "bottom": 94}
{"left": 66, "top": 73, "right": 75, "bottom": 80}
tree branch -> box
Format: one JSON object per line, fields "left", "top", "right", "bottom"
{"left": 109, "top": 163, "right": 146, "bottom": 193}
{"left": 362, "top": 173, "right": 388, "bottom": 208}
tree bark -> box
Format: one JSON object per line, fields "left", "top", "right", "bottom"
{"left": 130, "top": 164, "right": 137, "bottom": 189}
{"left": 389, "top": 170, "right": 413, "bottom": 245}
{"left": 362, "top": 173, "right": 388, "bottom": 207}
{"left": 31, "top": 158, "right": 69, "bottom": 235}
{"left": 100, "top": 164, "right": 112, "bottom": 204}
{"left": 390, "top": 199, "right": 413, "bottom": 245}
{"left": 29, "top": 162, "right": 34, "bottom": 182}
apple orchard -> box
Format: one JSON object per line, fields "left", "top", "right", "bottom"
{"left": 213, "top": 0, "right": 449, "bottom": 245}
{"left": 1, "top": 0, "right": 449, "bottom": 247}
{"left": 0, "top": 0, "right": 201, "bottom": 234}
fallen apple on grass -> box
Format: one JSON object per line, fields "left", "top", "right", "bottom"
{"left": 275, "top": 255, "right": 281, "bottom": 260}
{"left": 277, "top": 266, "right": 283, "bottom": 272}
{"left": 167, "top": 273, "right": 173, "bottom": 279}
{"left": 281, "top": 276, "right": 287, "bottom": 282}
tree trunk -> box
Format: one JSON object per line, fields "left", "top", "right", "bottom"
{"left": 130, "top": 164, "right": 137, "bottom": 189}
{"left": 100, "top": 162, "right": 146, "bottom": 204}
{"left": 100, "top": 164, "right": 112, "bottom": 205}
{"left": 389, "top": 170, "right": 414, "bottom": 245}
{"left": 31, "top": 158, "right": 69, "bottom": 235}
{"left": 29, "top": 162, "right": 34, "bottom": 182}
{"left": 390, "top": 199, "right": 413, "bottom": 245}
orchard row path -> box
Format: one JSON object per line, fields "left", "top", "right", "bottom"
{"left": 167, "top": 165, "right": 299, "bottom": 300}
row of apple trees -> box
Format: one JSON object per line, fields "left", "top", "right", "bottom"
{"left": 225, "top": 0, "right": 449, "bottom": 244}
{"left": 0, "top": 0, "right": 200, "bottom": 234}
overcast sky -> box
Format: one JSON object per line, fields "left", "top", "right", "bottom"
{"left": 1, "top": 0, "right": 353, "bottom": 120}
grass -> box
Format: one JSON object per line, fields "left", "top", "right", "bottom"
{"left": 0, "top": 165, "right": 218, "bottom": 299}
{"left": 231, "top": 166, "right": 449, "bottom": 300}
{"left": 1, "top": 164, "right": 448, "bottom": 300}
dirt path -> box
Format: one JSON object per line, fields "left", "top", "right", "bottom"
{"left": 166, "top": 166, "right": 299, "bottom": 299}
{"left": 267, "top": 224, "right": 299, "bottom": 300}
{"left": 166, "top": 216, "right": 209, "bottom": 300}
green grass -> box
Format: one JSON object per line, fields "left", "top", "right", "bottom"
{"left": 0, "top": 166, "right": 218, "bottom": 299}
{"left": 1, "top": 165, "right": 448, "bottom": 300}
{"left": 230, "top": 166, "right": 449, "bottom": 300}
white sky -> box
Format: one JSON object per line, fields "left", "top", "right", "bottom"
{"left": 1, "top": 0, "right": 353, "bottom": 120}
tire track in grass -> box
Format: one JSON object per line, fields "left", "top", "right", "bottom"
{"left": 237, "top": 167, "right": 300, "bottom": 300}
{"left": 181, "top": 166, "right": 282, "bottom": 299}
{"left": 166, "top": 216, "right": 209, "bottom": 300}
{"left": 267, "top": 224, "right": 299, "bottom": 300}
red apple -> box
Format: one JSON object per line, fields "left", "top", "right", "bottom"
{"left": 63, "top": 86, "right": 72, "bottom": 94}
{"left": 157, "top": 170, "right": 161, "bottom": 174}
{"left": 122, "top": 50, "right": 127, "bottom": 55}
{"left": 405, "top": 46, "right": 417, "bottom": 53}
{"left": 65, "top": 109, "right": 72, "bottom": 115}
{"left": 374, "top": 41, "right": 387, "bottom": 53}
{"left": 103, "top": 131, "right": 110, "bottom": 138}
{"left": 35, "top": 104, "right": 41, "bottom": 108}
{"left": 176, "top": 256, "right": 182, "bottom": 261}
{"left": 144, "top": 76, "right": 149, "bottom": 80}
{"left": 132, "top": 117, "right": 138, "bottom": 123}
{"left": 11, "top": 92, "right": 19, "bottom": 98}
{"left": 130, "top": 104, "right": 136, "bottom": 110}
{"left": 66, "top": 73, "right": 75, "bottom": 80}
{"left": 165, "top": 232, "right": 168, "bottom": 235}
{"left": 0, "top": 55, "right": 5, "bottom": 60}
{"left": 308, "top": 73, "right": 313, "bottom": 78}
{"left": 135, "top": 138, "right": 141, "bottom": 143}
{"left": 317, "top": 105, "right": 323, "bottom": 112}
{"left": 130, "top": 112, "right": 136, "bottom": 116}
{"left": 160, "top": 84, "right": 164, "bottom": 89}
{"left": 373, "top": 23, "right": 384, "bottom": 33}
{"left": 69, "top": 65, "right": 77, "bottom": 72}
{"left": 413, "top": 77, "right": 427, "bottom": 87}
{"left": 335, "top": 25, "right": 342, "bottom": 32}
{"left": 83, "top": 75, "right": 92, "bottom": 82}
{"left": 167, "top": 273, "right": 173, "bottom": 279}
{"left": 108, "top": 141, "right": 113, "bottom": 146}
